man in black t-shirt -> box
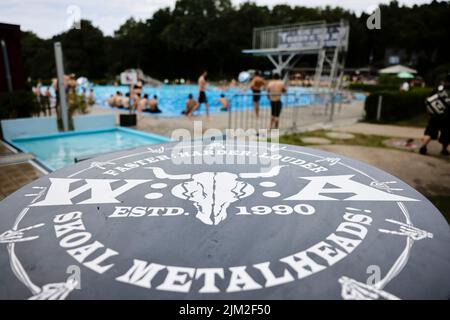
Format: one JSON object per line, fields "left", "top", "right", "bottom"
{"left": 419, "top": 73, "right": 450, "bottom": 156}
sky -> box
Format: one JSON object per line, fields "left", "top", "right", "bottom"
{"left": 0, "top": 0, "right": 434, "bottom": 39}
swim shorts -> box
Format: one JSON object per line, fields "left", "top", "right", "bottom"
{"left": 198, "top": 91, "right": 208, "bottom": 104}
{"left": 270, "top": 100, "right": 283, "bottom": 117}
{"left": 252, "top": 89, "right": 261, "bottom": 103}
{"left": 425, "top": 116, "right": 450, "bottom": 144}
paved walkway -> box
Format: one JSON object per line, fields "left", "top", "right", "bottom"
{"left": 334, "top": 122, "right": 424, "bottom": 139}
{"left": 0, "top": 142, "right": 43, "bottom": 201}
{"left": 91, "top": 101, "right": 365, "bottom": 138}
{"left": 315, "top": 144, "right": 450, "bottom": 197}
{"left": 333, "top": 122, "right": 446, "bottom": 157}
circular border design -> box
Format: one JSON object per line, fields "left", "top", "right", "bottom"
{"left": 1, "top": 142, "right": 435, "bottom": 300}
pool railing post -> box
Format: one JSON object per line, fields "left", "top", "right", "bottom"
{"left": 54, "top": 42, "right": 69, "bottom": 132}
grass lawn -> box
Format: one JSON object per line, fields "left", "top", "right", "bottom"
{"left": 280, "top": 130, "right": 387, "bottom": 149}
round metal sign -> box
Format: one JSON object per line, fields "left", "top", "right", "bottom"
{"left": 0, "top": 141, "right": 449, "bottom": 300}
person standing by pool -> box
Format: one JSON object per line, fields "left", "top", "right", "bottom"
{"left": 267, "top": 73, "right": 287, "bottom": 130}
{"left": 40, "top": 86, "right": 51, "bottom": 116}
{"left": 133, "top": 93, "right": 142, "bottom": 112}
{"left": 198, "top": 71, "right": 209, "bottom": 117}
{"left": 419, "top": 73, "right": 450, "bottom": 156}
{"left": 87, "top": 89, "right": 95, "bottom": 106}
{"left": 250, "top": 71, "right": 265, "bottom": 117}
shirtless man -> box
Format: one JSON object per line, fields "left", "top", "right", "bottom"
{"left": 198, "top": 71, "right": 209, "bottom": 117}
{"left": 133, "top": 93, "right": 141, "bottom": 111}
{"left": 149, "top": 95, "right": 162, "bottom": 113}
{"left": 115, "top": 92, "right": 124, "bottom": 108}
{"left": 267, "top": 73, "right": 287, "bottom": 130}
{"left": 139, "top": 94, "right": 149, "bottom": 112}
{"left": 219, "top": 94, "right": 229, "bottom": 111}
{"left": 108, "top": 91, "right": 123, "bottom": 108}
{"left": 183, "top": 94, "right": 199, "bottom": 117}
{"left": 87, "top": 89, "right": 95, "bottom": 106}
{"left": 250, "top": 71, "right": 265, "bottom": 117}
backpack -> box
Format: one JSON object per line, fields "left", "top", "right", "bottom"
{"left": 425, "top": 88, "right": 450, "bottom": 118}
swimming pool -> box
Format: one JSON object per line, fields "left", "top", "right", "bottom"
{"left": 9, "top": 128, "right": 170, "bottom": 171}
{"left": 41, "top": 85, "right": 366, "bottom": 117}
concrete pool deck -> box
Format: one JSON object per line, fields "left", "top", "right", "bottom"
{"left": 0, "top": 142, "right": 44, "bottom": 201}
{"left": 0, "top": 100, "right": 362, "bottom": 200}
{"left": 90, "top": 100, "right": 365, "bottom": 138}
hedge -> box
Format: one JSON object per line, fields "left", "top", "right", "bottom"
{"left": 348, "top": 83, "right": 400, "bottom": 92}
{"left": 0, "top": 91, "right": 40, "bottom": 120}
{"left": 364, "top": 88, "right": 433, "bottom": 123}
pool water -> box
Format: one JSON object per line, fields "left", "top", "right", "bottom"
{"left": 11, "top": 128, "right": 169, "bottom": 171}
{"left": 41, "top": 85, "right": 366, "bottom": 117}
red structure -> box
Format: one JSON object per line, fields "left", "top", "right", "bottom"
{"left": 0, "top": 23, "right": 25, "bottom": 92}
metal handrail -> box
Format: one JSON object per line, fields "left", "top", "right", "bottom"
{"left": 227, "top": 90, "right": 343, "bottom": 133}
{"left": 229, "top": 92, "right": 289, "bottom": 131}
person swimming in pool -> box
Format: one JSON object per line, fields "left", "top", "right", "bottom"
{"left": 182, "top": 93, "right": 199, "bottom": 117}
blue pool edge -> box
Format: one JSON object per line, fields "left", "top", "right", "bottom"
{"left": 6, "top": 127, "right": 172, "bottom": 172}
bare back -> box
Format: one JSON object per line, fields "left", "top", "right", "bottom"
{"left": 251, "top": 76, "right": 265, "bottom": 91}
{"left": 198, "top": 76, "right": 206, "bottom": 92}
{"left": 267, "top": 80, "right": 286, "bottom": 102}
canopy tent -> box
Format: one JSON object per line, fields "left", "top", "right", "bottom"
{"left": 397, "top": 71, "right": 415, "bottom": 79}
{"left": 379, "top": 64, "right": 417, "bottom": 74}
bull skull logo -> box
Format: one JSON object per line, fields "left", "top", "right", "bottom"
{"left": 145, "top": 166, "right": 285, "bottom": 225}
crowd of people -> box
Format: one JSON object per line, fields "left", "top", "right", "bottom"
{"left": 107, "top": 81, "right": 162, "bottom": 114}
{"left": 31, "top": 69, "right": 450, "bottom": 157}
{"left": 37, "top": 70, "right": 287, "bottom": 129}
{"left": 107, "top": 71, "right": 231, "bottom": 117}
{"left": 32, "top": 74, "right": 95, "bottom": 116}
{"left": 180, "top": 70, "right": 287, "bottom": 129}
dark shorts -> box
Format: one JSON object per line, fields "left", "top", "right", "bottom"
{"left": 425, "top": 116, "right": 450, "bottom": 144}
{"left": 252, "top": 89, "right": 261, "bottom": 103}
{"left": 270, "top": 100, "right": 283, "bottom": 117}
{"left": 198, "top": 91, "right": 208, "bottom": 104}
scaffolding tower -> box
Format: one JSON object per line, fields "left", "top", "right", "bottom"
{"left": 243, "top": 20, "right": 349, "bottom": 93}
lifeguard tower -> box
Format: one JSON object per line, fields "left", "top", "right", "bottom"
{"left": 243, "top": 20, "right": 349, "bottom": 92}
